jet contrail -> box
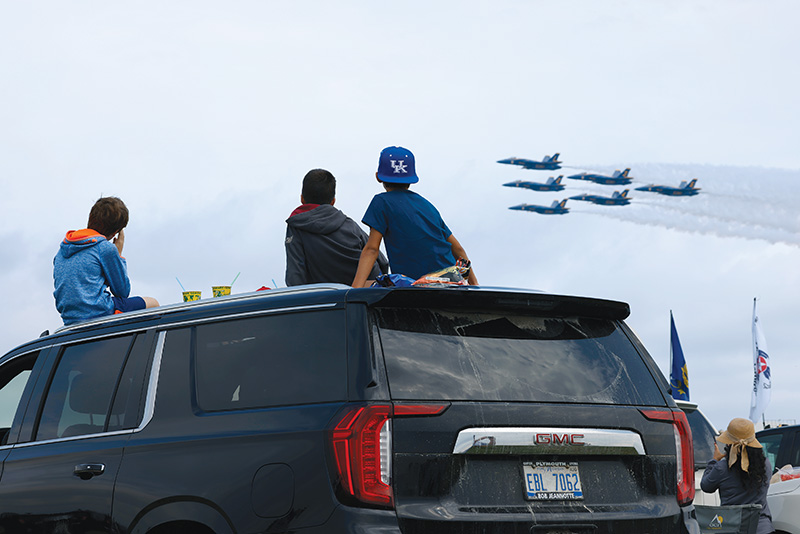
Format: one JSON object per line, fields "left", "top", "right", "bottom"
{"left": 569, "top": 164, "right": 799, "bottom": 246}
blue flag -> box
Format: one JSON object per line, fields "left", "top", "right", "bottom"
{"left": 670, "top": 311, "right": 690, "bottom": 401}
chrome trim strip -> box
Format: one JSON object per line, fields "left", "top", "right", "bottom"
{"left": 137, "top": 330, "right": 165, "bottom": 431}
{"left": 43, "top": 327, "right": 153, "bottom": 348}
{"left": 13, "top": 429, "right": 135, "bottom": 448}
{"left": 453, "top": 427, "right": 645, "bottom": 456}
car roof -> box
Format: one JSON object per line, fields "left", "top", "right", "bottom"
{"left": 5, "top": 285, "right": 630, "bottom": 358}
{"left": 757, "top": 424, "right": 800, "bottom": 435}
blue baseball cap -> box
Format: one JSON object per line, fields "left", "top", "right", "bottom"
{"left": 377, "top": 146, "right": 419, "bottom": 184}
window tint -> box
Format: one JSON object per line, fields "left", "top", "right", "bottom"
{"left": 36, "top": 336, "right": 134, "bottom": 441}
{"left": 375, "top": 308, "right": 664, "bottom": 404}
{"left": 194, "top": 310, "right": 347, "bottom": 411}
{"left": 0, "top": 352, "right": 40, "bottom": 445}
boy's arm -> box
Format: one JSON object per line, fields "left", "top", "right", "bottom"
{"left": 447, "top": 234, "right": 478, "bottom": 285}
{"left": 102, "top": 242, "right": 132, "bottom": 297}
{"left": 352, "top": 228, "right": 384, "bottom": 288}
{"left": 284, "top": 228, "right": 307, "bottom": 286}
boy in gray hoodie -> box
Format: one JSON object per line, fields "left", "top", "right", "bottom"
{"left": 285, "top": 169, "right": 388, "bottom": 286}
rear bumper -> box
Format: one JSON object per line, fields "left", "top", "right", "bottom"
{"left": 305, "top": 504, "right": 697, "bottom": 534}
{"left": 397, "top": 516, "right": 687, "bottom": 534}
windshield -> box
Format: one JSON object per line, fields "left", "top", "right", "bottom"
{"left": 374, "top": 308, "right": 665, "bottom": 405}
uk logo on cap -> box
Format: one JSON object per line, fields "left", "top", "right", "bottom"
{"left": 377, "top": 146, "right": 419, "bottom": 184}
{"left": 390, "top": 159, "right": 408, "bottom": 174}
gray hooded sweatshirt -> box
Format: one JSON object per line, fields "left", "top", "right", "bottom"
{"left": 285, "top": 204, "right": 388, "bottom": 286}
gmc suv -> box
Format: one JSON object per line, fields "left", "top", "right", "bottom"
{"left": 0, "top": 285, "right": 697, "bottom": 533}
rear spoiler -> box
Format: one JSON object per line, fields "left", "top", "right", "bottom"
{"left": 348, "top": 287, "right": 630, "bottom": 320}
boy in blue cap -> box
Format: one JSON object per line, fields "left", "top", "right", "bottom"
{"left": 352, "top": 146, "right": 478, "bottom": 287}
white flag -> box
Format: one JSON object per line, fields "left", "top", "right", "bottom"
{"left": 749, "top": 299, "right": 772, "bottom": 423}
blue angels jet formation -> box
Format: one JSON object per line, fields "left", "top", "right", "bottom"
{"left": 501, "top": 152, "right": 701, "bottom": 215}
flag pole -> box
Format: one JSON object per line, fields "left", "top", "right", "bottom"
{"left": 750, "top": 297, "right": 772, "bottom": 424}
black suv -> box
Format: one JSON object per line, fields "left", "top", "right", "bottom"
{"left": 0, "top": 285, "right": 696, "bottom": 533}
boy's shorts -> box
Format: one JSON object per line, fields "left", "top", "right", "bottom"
{"left": 112, "top": 296, "right": 146, "bottom": 314}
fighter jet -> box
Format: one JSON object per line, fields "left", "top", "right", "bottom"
{"left": 570, "top": 190, "right": 631, "bottom": 206}
{"left": 497, "top": 153, "right": 562, "bottom": 170}
{"left": 635, "top": 179, "right": 701, "bottom": 196}
{"left": 509, "top": 199, "right": 569, "bottom": 215}
{"left": 567, "top": 168, "right": 632, "bottom": 185}
{"left": 503, "top": 175, "right": 565, "bottom": 192}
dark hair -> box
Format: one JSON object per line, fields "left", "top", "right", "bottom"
{"left": 87, "top": 196, "right": 129, "bottom": 239}
{"left": 302, "top": 169, "right": 336, "bottom": 205}
{"left": 724, "top": 444, "right": 770, "bottom": 492}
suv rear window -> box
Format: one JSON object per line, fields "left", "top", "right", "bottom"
{"left": 374, "top": 308, "right": 664, "bottom": 405}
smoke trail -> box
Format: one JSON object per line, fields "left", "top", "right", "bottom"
{"left": 569, "top": 164, "right": 800, "bottom": 246}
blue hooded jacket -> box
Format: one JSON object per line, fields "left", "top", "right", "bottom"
{"left": 53, "top": 229, "right": 131, "bottom": 325}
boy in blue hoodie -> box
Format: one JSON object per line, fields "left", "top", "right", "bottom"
{"left": 53, "top": 196, "right": 159, "bottom": 325}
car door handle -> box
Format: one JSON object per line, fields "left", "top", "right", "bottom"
{"left": 74, "top": 463, "right": 106, "bottom": 480}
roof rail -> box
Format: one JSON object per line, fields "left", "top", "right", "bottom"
{"left": 53, "top": 283, "right": 350, "bottom": 335}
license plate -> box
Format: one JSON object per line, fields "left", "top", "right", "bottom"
{"left": 522, "top": 461, "right": 583, "bottom": 500}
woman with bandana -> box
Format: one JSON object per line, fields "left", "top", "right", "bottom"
{"left": 701, "top": 417, "right": 775, "bottom": 534}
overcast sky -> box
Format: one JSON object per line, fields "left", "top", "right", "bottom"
{"left": 1, "top": 1, "right": 798, "bottom": 430}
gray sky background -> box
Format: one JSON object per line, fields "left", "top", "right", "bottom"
{"left": 1, "top": 1, "right": 798, "bottom": 430}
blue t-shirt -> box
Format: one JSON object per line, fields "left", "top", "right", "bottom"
{"left": 362, "top": 190, "right": 455, "bottom": 279}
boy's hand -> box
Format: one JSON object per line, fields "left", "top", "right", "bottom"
{"left": 113, "top": 228, "right": 125, "bottom": 255}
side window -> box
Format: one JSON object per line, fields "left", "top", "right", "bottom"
{"left": 35, "top": 335, "right": 134, "bottom": 441}
{"left": 0, "top": 352, "right": 41, "bottom": 445}
{"left": 194, "top": 310, "right": 347, "bottom": 411}
{"left": 759, "top": 433, "right": 783, "bottom": 471}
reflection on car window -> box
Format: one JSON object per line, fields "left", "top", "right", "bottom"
{"left": 194, "top": 310, "right": 347, "bottom": 411}
{"left": 375, "top": 308, "right": 664, "bottom": 404}
{"left": 36, "top": 336, "right": 134, "bottom": 441}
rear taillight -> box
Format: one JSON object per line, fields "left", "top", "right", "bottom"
{"left": 641, "top": 408, "right": 695, "bottom": 505}
{"left": 329, "top": 403, "right": 448, "bottom": 508}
